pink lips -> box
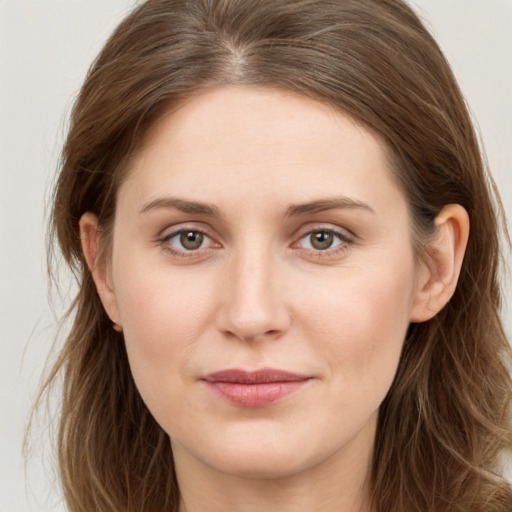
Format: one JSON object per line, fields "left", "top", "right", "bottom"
{"left": 202, "top": 369, "right": 311, "bottom": 407}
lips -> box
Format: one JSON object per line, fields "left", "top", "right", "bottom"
{"left": 202, "top": 368, "right": 311, "bottom": 407}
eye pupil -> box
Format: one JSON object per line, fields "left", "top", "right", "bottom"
{"left": 311, "top": 231, "right": 334, "bottom": 250}
{"left": 180, "top": 231, "right": 204, "bottom": 250}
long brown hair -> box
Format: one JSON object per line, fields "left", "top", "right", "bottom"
{"left": 40, "top": 0, "right": 512, "bottom": 510}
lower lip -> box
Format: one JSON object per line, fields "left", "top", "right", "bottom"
{"left": 205, "top": 380, "right": 309, "bottom": 408}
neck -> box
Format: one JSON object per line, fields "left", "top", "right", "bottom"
{"left": 178, "top": 467, "right": 373, "bottom": 512}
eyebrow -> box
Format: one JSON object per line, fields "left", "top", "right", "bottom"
{"left": 139, "top": 196, "right": 375, "bottom": 218}
{"left": 140, "top": 197, "right": 222, "bottom": 217}
{"left": 284, "top": 197, "right": 375, "bottom": 217}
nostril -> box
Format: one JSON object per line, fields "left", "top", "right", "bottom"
{"left": 220, "top": 325, "right": 286, "bottom": 343}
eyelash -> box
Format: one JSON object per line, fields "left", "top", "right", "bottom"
{"left": 158, "top": 226, "right": 353, "bottom": 260}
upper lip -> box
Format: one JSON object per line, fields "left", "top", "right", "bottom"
{"left": 202, "top": 368, "right": 310, "bottom": 384}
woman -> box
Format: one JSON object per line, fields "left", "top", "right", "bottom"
{"left": 41, "top": 0, "right": 512, "bottom": 510}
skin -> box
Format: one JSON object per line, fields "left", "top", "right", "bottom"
{"left": 81, "top": 85, "right": 469, "bottom": 512}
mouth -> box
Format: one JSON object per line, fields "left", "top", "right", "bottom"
{"left": 201, "top": 368, "right": 312, "bottom": 408}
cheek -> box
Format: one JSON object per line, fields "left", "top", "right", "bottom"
{"left": 300, "top": 264, "right": 415, "bottom": 402}
{"left": 111, "top": 259, "right": 215, "bottom": 405}
{"left": 114, "top": 245, "right": 214, "bottom": 336}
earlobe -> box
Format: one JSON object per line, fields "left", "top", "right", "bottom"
{"left": 79, "top": 212, "right": 122, "bottom": 327}
{"left": 409, "top": 204, "right": 470, "bottom": 323}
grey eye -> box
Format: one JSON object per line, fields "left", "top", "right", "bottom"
{"left": 179, "top": 231, "right": 204, "bottom": 250}
{"left": 297, "top": 229, "right": 347, "bottom": 252}
{"left": 309, "top": 231, "right": 334, "bottom": 250}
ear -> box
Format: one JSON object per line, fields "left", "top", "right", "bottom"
{"left": 409, "top": 204, "right": 470, "bottom": 323}
{"left": 79, "top": 212, "right": 122, "bottom": 328}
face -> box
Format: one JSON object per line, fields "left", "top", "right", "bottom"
{"left": 99, "top": 86, "right": 428, "bottom": 480}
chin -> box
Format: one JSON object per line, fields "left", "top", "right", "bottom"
{"left": 208, "top": 446, "right": 317, "bottom": 480}
{"left": 171, "top": 422, "right": 360, "bottom": 482}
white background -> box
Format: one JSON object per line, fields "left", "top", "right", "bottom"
{"left": 1, "top": 1, "right": 511, "bottom": 510}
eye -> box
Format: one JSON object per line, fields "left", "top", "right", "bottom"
{"left": 176, "top": 230, "right": 205, "bottom": 250}
{"left": 296, "top": 228, "right": 349, "bottom": 252}
{"left": 304, "top": 231, "right": 337, "bottom": 250}
{"left": 161, "top": 228, "right": 216, "bottom": 254}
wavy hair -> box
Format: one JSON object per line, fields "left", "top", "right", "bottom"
{"left": 39, "top": 0, "right": 512, "bottom": 510}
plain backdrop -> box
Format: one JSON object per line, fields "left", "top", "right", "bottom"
{"left": 1, "top": 1, "right": 511, "bottom": 511}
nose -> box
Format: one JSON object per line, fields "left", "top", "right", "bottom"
{"left": 215, "top": 243, "right": 291, "bottom": 342}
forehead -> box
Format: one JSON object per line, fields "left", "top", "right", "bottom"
{"left": 120, "top": 85, "right": 405, "bottom": 218}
